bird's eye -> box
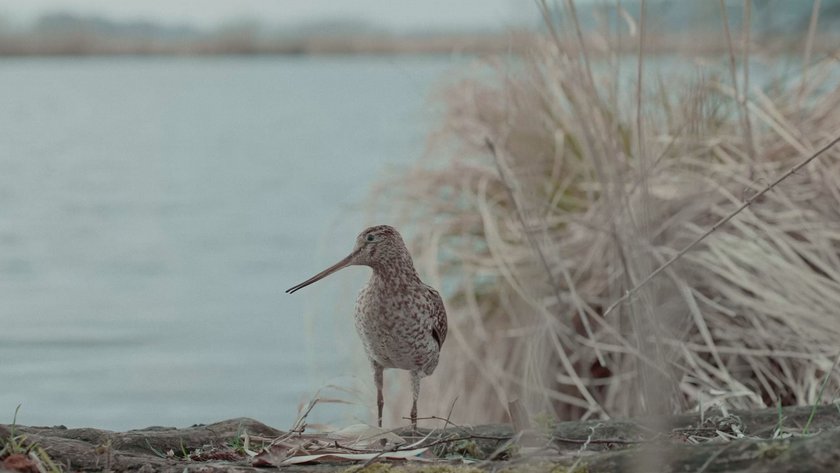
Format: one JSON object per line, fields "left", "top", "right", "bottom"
{"left": 366, "top": 234, "right": 375, "bottom": 242}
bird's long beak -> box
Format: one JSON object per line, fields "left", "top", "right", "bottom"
{"left": 285, "top": 251, "right": 357, "bottom": 294}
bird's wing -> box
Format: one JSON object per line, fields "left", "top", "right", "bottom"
{"left": 426, "top": 287, "right": 447, "bottom": 348}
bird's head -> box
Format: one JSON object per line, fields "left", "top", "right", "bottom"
{"left": 349, "top": 225, "right": 406, "bottom": 267}
{"left": 285, "top": 225, "right": 408, "bottom": 294}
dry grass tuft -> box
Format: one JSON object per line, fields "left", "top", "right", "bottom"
{"left": 373, "top": 2, "right": 840, "bottom": 425}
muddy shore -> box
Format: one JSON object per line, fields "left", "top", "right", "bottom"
{"left": 2, "top": 405, "right": 840, "bottom": 472}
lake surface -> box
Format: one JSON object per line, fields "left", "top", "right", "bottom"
{"left": 0, "top": 56, "right": 461, "bottom": 430}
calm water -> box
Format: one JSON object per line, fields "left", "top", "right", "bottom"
{"left": 0, "top": 56, "right": 460, "bottom": 430}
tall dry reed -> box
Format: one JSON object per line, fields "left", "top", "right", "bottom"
{"left": 374, "top": 2, "right": 840, "bottom": 425}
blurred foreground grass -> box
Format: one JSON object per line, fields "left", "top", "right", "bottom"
{"left": 375, "top": 0, "right": 840, "bottom": 425}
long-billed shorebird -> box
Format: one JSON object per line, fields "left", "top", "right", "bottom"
{"left": 286, "top": 225, "right": 447, "bottom": 428}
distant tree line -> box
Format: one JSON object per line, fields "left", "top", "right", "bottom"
{"left": 0, "top": 1, "right": 836, "bottom": 56}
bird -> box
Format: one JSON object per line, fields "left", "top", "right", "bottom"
{"left": 286, "top": 225, "right": 447, "bottom": 429}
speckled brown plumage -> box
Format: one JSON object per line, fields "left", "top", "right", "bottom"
{"left": 286, "top": 225, "right": 447, "bottom": 428}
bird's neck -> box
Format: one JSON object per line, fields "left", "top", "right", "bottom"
{"left": 368, "top": 254, "right": 422, "bottom": 288}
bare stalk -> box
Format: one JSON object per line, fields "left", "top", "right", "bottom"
{"left": 741, "top": 0, "right": 755, "bottom": 157}
{"left": 719, "top": 0, "right": 755, "bottom": 160}
{"left": 798, "top": 0, "right": 822, "bottom": 113}
{"left": 486, "top": 138, "right": 605, "bottom": 414}
{"left": 635, "top": 0, "right": 646, "bottom": 169}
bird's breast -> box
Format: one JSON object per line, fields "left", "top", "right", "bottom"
{"left": 353, "top": 286, "right": 438, "bottom": 372}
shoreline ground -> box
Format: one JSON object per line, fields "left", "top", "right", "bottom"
{"left": 2, "top": 405, "right": 839, "bottom": 472}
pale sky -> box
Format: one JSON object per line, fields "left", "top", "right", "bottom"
{"left": 0, "top": 0, "right": 540, "bottom": 30}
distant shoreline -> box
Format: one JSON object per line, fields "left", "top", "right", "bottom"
{"left": 0, "top": 32, "right": 837, "bottom": 57}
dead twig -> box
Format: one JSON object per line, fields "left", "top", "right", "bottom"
{"left": 553, "top": 435, "right": 648, "bottom": 445}
{"left": 355, "top": 443, "right": 402, "bottom": 471}
{"left": 411, "top": 432, "right": 645, "bottom": 450}
{"left": 397, "top": 434, "right": 507, "bottom": 451}
{"left": 401, "top": 414, "right": 465, "bottom": 431}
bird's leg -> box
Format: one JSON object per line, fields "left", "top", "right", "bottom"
{"left": 410, "top": 370, "right": 421, "bottom": 430}
{"left": 374, "top": 362, "right": 384, "bottom": 428}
